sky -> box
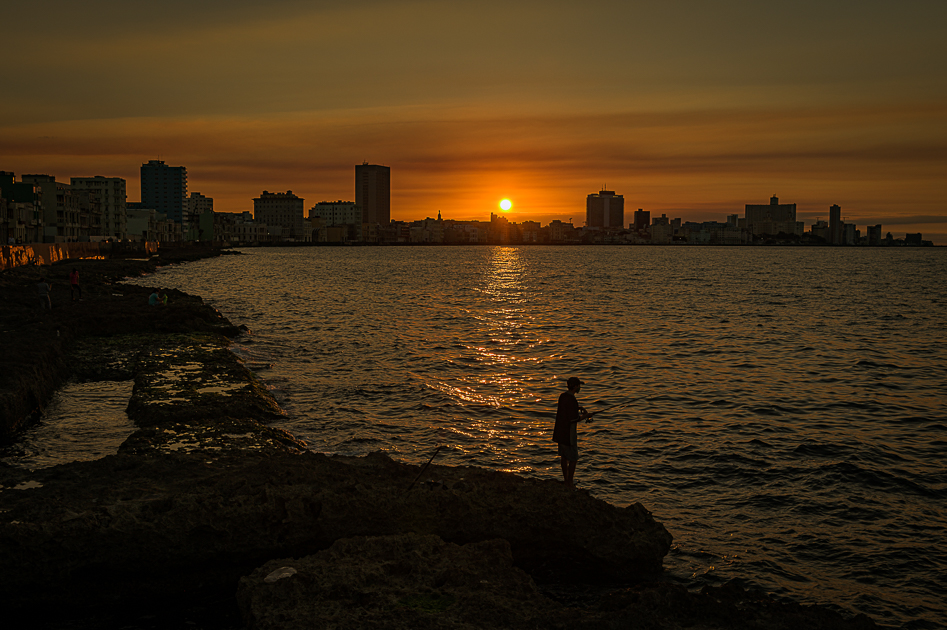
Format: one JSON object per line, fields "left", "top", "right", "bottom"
{"left": 3, "top": 0, "right": 946, "bottom": 243}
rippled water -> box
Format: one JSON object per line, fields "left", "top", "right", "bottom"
{"left": 102, "top": 247, "right": 947, "bottom": 627}
{"left": 1, "top": 381, "right": 136, "bottom": 469}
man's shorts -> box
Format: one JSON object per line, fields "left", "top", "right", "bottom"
{"left": 558, "top": 442, "right": 578, "bottom": 462}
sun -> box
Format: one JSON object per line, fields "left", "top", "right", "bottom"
{"left": 499, "top": 199, "right": 512, "bottom": 211}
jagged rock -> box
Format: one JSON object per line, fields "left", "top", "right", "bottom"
{"left": 237, "top": 533, "right": 553, "bottom": 630}
{"left": 0, "top": 449, "right": 673, "bottom": 619}
{"left": 236, "top": 533, "right": 878, "bottom": 630}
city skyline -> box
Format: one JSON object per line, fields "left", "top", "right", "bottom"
{"left": 3, "top": 1, "right": 945, "bottom": 244}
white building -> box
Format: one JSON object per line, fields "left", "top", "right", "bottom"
{"left": 71, "top": 176, "right": 127, "bottom": 240}
{"left": 309, "top": 201, "right": 361, "bottom": 226}
{"left": 187, "top": 192, "right": 214, "bottom": 240}
{"left": 309, "top": 201, "right": 363, "bottom": 241}
{"left": 254, "top": 191, "right": 305, "bottom": 241}
{"left": 21, "top": 174, "right": 81, "bottom": 242}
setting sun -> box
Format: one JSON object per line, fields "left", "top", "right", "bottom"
{"left": 499, "top": 199, "right": 512, "bottom": 211}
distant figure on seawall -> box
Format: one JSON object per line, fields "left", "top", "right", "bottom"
{"left": 69, "top": 268, "right": 82, "bottom": 301}
{"left": 553, "top": 377, "right": 591, "bottom": 490}
{"left": 36, "top": 278, "right": 52, "bottom": 311}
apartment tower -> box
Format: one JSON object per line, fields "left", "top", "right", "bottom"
{"left": 141, "top": 160, "right": 187, "bottom": 224}
{"left": 586, "top": 189, "right": 624, "bottom": 228}
{"left": 71, "top": 176, "right": 127, "bottom": 240}
{"left": 355, "top": 163, "right": 390, "bottom": 226}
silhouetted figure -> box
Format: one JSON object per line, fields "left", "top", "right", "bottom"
{"left": 69, "top": 268, "right": 82, "bottom": 301}
{"left": 36, "top": 278, "right": 52, "bottom": 311}
{"left": 148, "top": 289, "right": 160, "bottom": 306}
{"left": 553, "top": 377, "right": 590, "bottom": 490}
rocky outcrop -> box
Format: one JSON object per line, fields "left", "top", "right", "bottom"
{"left": 0, "top": 448, "right": 672, "bottom": 618}
{"left": 0, "top": 247, "right": 240, "bottom": 439}
{"left": 237, "top": 533, "right": 878, "bottom": 630}
{"left": 238, "top": 533, "right": 553, "bottom": 630}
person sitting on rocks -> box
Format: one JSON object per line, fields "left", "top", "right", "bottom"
{"left": 148, "top": 289, "right": 160, "bottom": 306}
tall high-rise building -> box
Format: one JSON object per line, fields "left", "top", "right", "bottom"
{"left": 586, "top": 189, "right": 624, "bottom": 228}
{"left": 355, "top": 163, "right": 390, "bottom": 225}
{"left": 141, "top": 160, "right": 187, "bottom": 224}
{"left": 633, "top": 208, "right": 650, "bottom": 232}
{"left": 71, "top": 176, "right": 127, "bottom": 240}
{"left": 829, "top": 204, "right": 842, "bottom": 245}
{"left": 254, "top": 190, "right": 305, "bottom": 240}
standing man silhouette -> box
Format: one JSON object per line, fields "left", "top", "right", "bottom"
{"left": 554, "top": 377, "right": 590, "bottom": 490}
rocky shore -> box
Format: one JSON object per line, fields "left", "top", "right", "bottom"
{"left": 0, "top": 251, "right": 878, "bottom": 629}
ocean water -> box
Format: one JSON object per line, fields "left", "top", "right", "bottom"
{"left": 35, "top": 246, "right": 947, "bottom": 628}
{"left": 0, "top": 381, "right": 136, "bottom": 469}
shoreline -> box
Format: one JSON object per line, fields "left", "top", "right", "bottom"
{"left": 0, "top": 252, "right": 880, "bottom": 629}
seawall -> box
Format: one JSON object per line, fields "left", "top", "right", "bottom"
{"left": 0, "top": 241, "right": 160, "bottom": 272}
{"left": 0, "top": 246, "right": 232, "bottom": 440}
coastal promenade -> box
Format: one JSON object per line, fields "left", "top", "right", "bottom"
{"left": 0, "top": 251, "right": 879, "bottom": 629}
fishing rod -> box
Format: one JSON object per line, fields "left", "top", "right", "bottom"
{"left": 584, "top": 394, "right": 657, "bottom": 420}
{"left": 405, "top": 445, "right": 444, "bottom": 492}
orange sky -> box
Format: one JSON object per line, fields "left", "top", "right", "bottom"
{"left": 3, "top": 1, "right": 946, "bottom": 242}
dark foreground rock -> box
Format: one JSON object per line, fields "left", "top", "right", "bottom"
{"left": 237, "top": 533, "right": 877, "bottom": 630}
{"left": 0, "top": 449, "right": 672, "bottom": 618}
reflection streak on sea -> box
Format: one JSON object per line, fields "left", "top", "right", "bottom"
{"left": 128, "top": 246, "right": 947, "bottom": 629}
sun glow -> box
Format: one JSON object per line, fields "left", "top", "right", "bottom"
{"left": 499, "top": 199, "right": 512, "bottom": 211}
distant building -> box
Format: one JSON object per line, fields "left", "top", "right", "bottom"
{"left": 21, "top": 174, "right": 83, "bottom": 242}
{"left": 586, "top": 189, "right": 624, "bottom": 229}
{"left": 633, "top": 208, "right": 650, "bottom": 232}
{"left": 867, "top": 224, "right": 883, "bottom": 246}
{"left": 829, "top": 204, "right": 842, "bottom": 245}
{"left": 650, "top": 214, "right": 672, "bottom": 244}
{"left": 682, "top": 221, "right": 744, "bottom": 245}
{"left": 744, "top": 195, "right": 804, "bottom": 238}
{"left": 843, "top": 223, "right": 858, "bottom": 246}
{"left": 126, "top": 208, "right": 182, "bottom": 243}
{"left": 187, "top": 192, "right": 213, "bottom": 240}
{"left": 0, "top": 172, "right": 43, "bottom": 243}
{"left": 309, "top": 201, "right": 361, "bottom": 226}
{"left": 141, "top": 160, "right": 187, "bottom": 225}
{"left": 71, "top": 176, "right": 127, "bottom": 240}
{"left": 254, "top": 190, "right": 305, "bottom": 241}
{"left": 205, "top": 211, "right": 270, "bottom": 244}
{"left": 355, "top": 163, "right": 390, "bottom": 226}
{"left": 810, "top": 219, "right": 830, "bottom": 242}
{"left": 309, "top": 201, "right": 363, "bottom": 242}
{"left": 549, "top": 220, "right": 579, "bottom": 243}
